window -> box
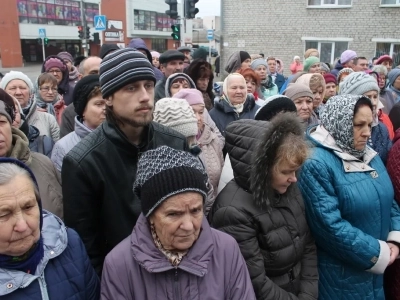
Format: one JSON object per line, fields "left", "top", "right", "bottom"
{"left": 381, "top": 0, "right": 400, "bottom": 5}
{"left": 376, "top": 43, "right": 400, "bottom": 67}
{"left": 152, "top": 39, "right": 167, "bottom": 52}
{"left": 305, "top": 40, "right": 349, "bottom": 64}
{"left": 308, "top": 0, "right": 352, "bottom": 7}
{"left": 134, "top": 9, "right": 175, "bottom": 32}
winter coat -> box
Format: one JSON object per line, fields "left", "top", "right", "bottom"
{"left": 51, "top": 116, "right": 93, "bottom": 172}
{"left": 25, "top": 97, "right": 60, "bottom": 142}
{"left": 25, "top": 123, "right": 54, "bottom": 158}
{"left": 10, "top": 128, "right": 63, "bottom": 219}
{"left": 210, "top": 119, "right": 318, "bottom": 300}
{"left": 62, "top": 121, "right": 188, "bottom": 275}
{"left": 155, "top": 76, "right": 167, "bottom": 101}
{"left": 298, "top": 125, "right": 400, "bottom": 300}
{"left": 380, "top": 89, "right": 398, "bottom": 114}
{"left": 379, "top": 110, "right": 394, "bottom": 140}
{"left": 0, "top": 212, "right": 100, "bottom": 299}
{"left": 290, "top": 62, "right": 303, "bottom": 75}
{"left": 60, "top": 103, "right": 76, "bottom": 138}
{"left": 330, "top": 60, "right": 344, "bottom": 77}
{"left": 273, "top": 73, "right": 286, "bottom": 91}
{"left": 100, "top": 214, "right": 256, "bottom": 300}
{"left": 369, "top": 122, "right": 392, "bottom": 164}
{"left": 209, "top": 95, "right": 260, "bottom": 136}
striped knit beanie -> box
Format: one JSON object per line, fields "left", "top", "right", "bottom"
{"left": 99, "top": 48, "right": 156, "bottom": 98}
{"left": 133, "top": 146, "right": 208, "bottom": 217}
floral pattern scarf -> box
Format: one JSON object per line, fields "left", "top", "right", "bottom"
{"left": 150, "top": 223, "right": 187, "bottom": 267}
{"left": 320, "top": 94, "right": 367, "bottom": 159}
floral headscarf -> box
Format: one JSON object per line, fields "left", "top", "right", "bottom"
{"left": 320, "top": 94, "right": 371, "bottom": 158}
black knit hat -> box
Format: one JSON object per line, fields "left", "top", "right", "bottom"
{"left": 133, "top": 146, "right": 208, "bottom": 217}
{"left": 159, "top": 50, "right": 185, "bottom": 64}
{"left": 239, "top": 51, "right": 251, "bottom": 63}
{"left": 99, "top": 44, "right": 120, "bottom": 59}
{"left": 255, "top": 95, "right": 297, "bottom": 121}
{"left": 99, "top": 48, "right": 156, "bottom": 99}
{"left": 73, "top": 75, "right": 100, "bottom": 117}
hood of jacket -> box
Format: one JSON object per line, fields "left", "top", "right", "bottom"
{"left": 0, "top": 212, "right": 68, "bottom": 296}
{"left": 334, "top": 60, "right": 344, "bottom": 71}
{"left": 8, "top": 127, "right": 32, "bottom": 165}
{"left": 214, "top": 94, "right": 256, "bottom": 115}
{"left": 28, "top": 124, "right": 40, "bottom": 142}
{"left": 74, "top": 116, "right": 93, "bottom": 139}
{"left": 128, "top": 38, "right": 153, "bottom": 63}
{"left": 41, "top": 55, "right": 70, "bottom": 96}
{"left": 164, "top": 73, "right": 196, "bottom": 97}
{"left": 131, "top": 214, "right": 213, "bottom": 277}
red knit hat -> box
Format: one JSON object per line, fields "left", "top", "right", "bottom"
{"left": 44, "top": 58, "right": 65, "bottom": 72}
{"left": 375, "top": 55, "right": 393, "bottom": 65}
{"left": 323, "top": 73, "right": 337, "bottom": 85}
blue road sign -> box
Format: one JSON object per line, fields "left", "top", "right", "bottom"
{"left": 39, "top": 28, "right": 46, "bottom": 38}
{"left": 94, "top": 15, "right": 107, "bottom": 31}
{"left": 207, "top": 29, "right": 214, "bottom": 41}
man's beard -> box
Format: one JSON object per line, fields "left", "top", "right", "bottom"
{"left": 119, "top": 111, "right": 153, "bottom": 128}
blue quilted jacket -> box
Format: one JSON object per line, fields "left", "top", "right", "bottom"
{"left": 0, "top": 212, "right": 100, "bottom": 299}
{"left": 299, "top": 125, "right": 400, "bottom": 300}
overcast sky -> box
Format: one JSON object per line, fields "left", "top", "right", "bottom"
{"left": 196, "top": 0, "right": 221, "bottom": 17}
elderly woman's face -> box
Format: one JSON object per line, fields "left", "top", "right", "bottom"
{"left": 254, "top": 65, "right": 267, "bottom": 80}
{"left": 5, "top": 80, "right": 31, "bottom": 108}
{"left": 353, "top": 105, "right": 372, "bottom": 151}
{"left": 150, "top": 192, "right": 203, "bottom": 251}
{"left": 170, "top": 79, "right": 190, "bottom": 96}
{"left": 0, "top": 115, "right": 13, "bottom": 157}
{"left": 226, "top": 77, "right": 247, "bottom": 105}
{"left": 0, "top": 175, "right": 40, "bottom": 256}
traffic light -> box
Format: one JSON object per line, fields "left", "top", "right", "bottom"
{"left": 44, "top": 38, "right": 49, "bottom": 45}
{"left": 37, "top": 38, "right": 42, "bottom": 45}
{"left": 165, "top": 0, "right": 178, "bottom": 19}
{"left": 86, "top": 26, "right": 91, "bottom": 39}
{"left": 171, "top": 24, "right": 180, "bottom": 41}
{"left": 184, "top": 0, "right": 199, "bottom": 19}
{"left": 78, "top": 26, "right": 84, "bottom": 39}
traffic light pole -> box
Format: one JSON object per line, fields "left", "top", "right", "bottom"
{"left": 41, "top": 38, "right": 46, "bottom": 62}
{"left": 80, "top": 0, "right": 88, "bottom": 56}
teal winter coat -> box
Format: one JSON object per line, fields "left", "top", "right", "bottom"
{"left": 298, "top": 125, "right": 400, "bottom": 300}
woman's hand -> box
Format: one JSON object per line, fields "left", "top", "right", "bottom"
{"left": 387, "top": 242, "right": 399, "bottom": 265}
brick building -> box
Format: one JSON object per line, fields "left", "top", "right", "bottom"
{"left": 220, "top": 0, "right": 400, "bottom": 76}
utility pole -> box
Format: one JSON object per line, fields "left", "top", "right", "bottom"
{"left": 80, "top": 0, "right": 88, "bottom": 56}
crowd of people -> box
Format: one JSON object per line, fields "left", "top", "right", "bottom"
{"left": 0, "top": 40, "right": 400, "bottom": 300}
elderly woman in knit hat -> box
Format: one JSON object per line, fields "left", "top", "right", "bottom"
{"left": 339, "top": 71, "right": 392, "bottom": 163}
{"left": 173, "top": 89, "right": 224, "bottom": 207}
{"left": 296, "top": 73, "right": 326, "bottom": 117}
{"left": 101, "top": 146, "right": 255, "bottom": 299}
{"left": 284, "top": 82, "right": 319, "bottom": 127}
{"left": 57, "top": 51, "right": 79, "bottom": 84}
{"left": 164, "top": 72, "right": 196, "bottom": 98}
{"left": 224, "top": 51, "right": 251, "bottom": 74}
{"left": 298, "top": 94, "right": 400, "bottom": 300}
{"left": 290, "top": 56, "right": 303, "bottom": 75}
{"left": 303, "top": 56, "right": 321, "bottom": 74}
{"left": 41, "top": 55, "right": 74, "bottom": 105}
{"left": 304, "top": 48, "right": 319, "bottom": 59}
{"left": 337, "top": 67, "right": 354, "bottom": 84}
{"left": 388, "top": 68, "right": 400, "bottom": 103}
{"left": 209, "top": 73, "right": 260, "bottom": 136}
{"left": 151, "top": 51, "right": 160, "bottom": 68}
{"left": 375, "top": 54, "right": 394, "bottom": 73}
{"left": 319, "top": 62, "right": 330, "bottom": 75}
{"left": 0, "top": 158, "right": 99, "bottom": 299}
{"left": 250, "top": 58, "right": 279, "bottom": 100}
{"left": 371, "top": 65, "right": 397, "bottom": 114}
{"left": 0, "top": 71, "right": 60, "bottom": 142}
{"left": 51, "top": 75, "right": 105, "bottom": 172}
{"left": 323, "top": 73, "right": 337, "bottom": 102}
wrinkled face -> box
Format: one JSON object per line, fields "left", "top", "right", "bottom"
{"left": 377, "top": 73, "right": 386, "bottom": 89}
{"left": 245, "top": 76, "right": 256, "bottom": 94}
{"left": 0, "top": 175, "right": 40, "bottom": 256}
{"left": 39, "top": 81, "right": 58, "bottom": 103}
{"left": 152, "top": 57, "right": 160, "bottom": 68}
{"left": 10, "top": 96, "right": 22, "bottom": 129}
{"left": 311, "top": 86, "right": 324, "bottom": 109}
{"left": 393, "top": 76, "right": 400, "bottom": 90}
{"left": 363, "top": 90, "right": 379, "bottom": 114}
{"left": 170, "top": 79, "right": 190, "bottom": 96}
{"left": 254, "top": 65, "right": 267, "bottom": 80}
{"left": 47, "top": 68, "right": 63, "bottom": 83}
{"left": 5, "top": 80, "right": 31, "bottom": 108}
{"left": 106, "top": 80, "right": 154, "bottom": 128}
{"left": 267, "top": 60, "right": 276, "bottom": 74}
{"left": 83, "top": 95, "right": 106, "bottom": 130}
{"left": 308, "top": 63, "right": 321, "bottom": 74}
{"left": 382, "top": 60, "right": 393, "bottom": 72}
{"left": 161, "top": 60, "right": 184, "bottom": 78}
{"left": 240, "top": 58, "right": 251, "bottom": 70}
{"left": 271, "top": 161, "right": 299, "bottom": 194}
{"left": 83, "top": 57, "right": 102, "bottom": 77}
{"left": 150, "top": 192, "right": 203, "bottom": 251}
{"left": 293, "top": 96, "right": 313, "bottom": 121}
{"left": 0, "top": 115, "right": 13, "bottom": 157}
{"left": 353, "top": 105, "right": 373, "bottom": 151}
{"left": 63, "top": 59, "right": 72, "bottom": 71}
{"left": 196, "top": 77, "right": 209, "bottom": 92}
{"left": 325, "top": 82, "right": 337, "bottom": 98}
{"left": 226, "top": 77, "right": 247, "bottom": 105}
{"left": 191, "top": 104, "right": 204, "bottom": 132}
{"left": 353, "top": 59, "right": 369, "bottom": 72}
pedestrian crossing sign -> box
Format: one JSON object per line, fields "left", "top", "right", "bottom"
{"left": 94, "top": 15, "right": 107, "bottom": 31}
{"left": 39, "top": 28, "right": 46, "bottom": 38}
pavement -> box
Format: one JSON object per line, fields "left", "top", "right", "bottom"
{"left": 0, "top": 61, "right": 43, "bottom": 83}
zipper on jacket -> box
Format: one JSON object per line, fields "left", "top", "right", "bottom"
{"left": 38, "top": 274, "right": 50, "bottom": 300}
{"left": 174, "top": 268, "right": 180, "bottom": 300}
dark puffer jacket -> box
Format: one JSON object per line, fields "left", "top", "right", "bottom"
{"left": 209, "top": 117, "right": 318, "bottom": 300}
{"left": 209, "top": 95, "right": 259, "bottom": 136}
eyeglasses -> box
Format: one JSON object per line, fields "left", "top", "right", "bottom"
{"left": 47, "top": 69, "right": 61, "bottom": 74}
{"left": 40, "top": 87, "right": 58, "bottom": 93}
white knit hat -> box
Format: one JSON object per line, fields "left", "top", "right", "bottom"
{"left": 153, "top": 98, "right": 198, "bottom": 138}
{"left": 0, "top": 71, "right": 34, "bottom": 94}
{"left": 339, "top": 71, "right": 379, "bottom": 95}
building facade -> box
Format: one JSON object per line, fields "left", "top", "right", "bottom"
{"left": 220, "top": 0, "right": 400, "bottom": 75}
